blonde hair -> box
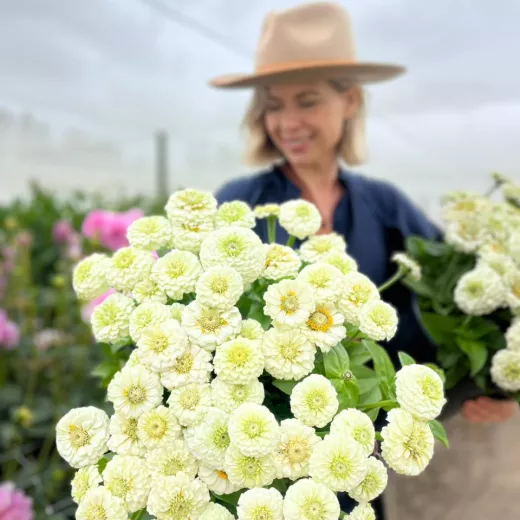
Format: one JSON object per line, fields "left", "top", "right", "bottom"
{"left": 241, "top": 79, "right": 366, "bottom": 167}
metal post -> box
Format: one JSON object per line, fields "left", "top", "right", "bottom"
{"left": 155, "top": 130, "right": 168, "bottom": 197}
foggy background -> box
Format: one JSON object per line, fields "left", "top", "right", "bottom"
{"left": 1, "top": 0, "right": 519, "bottom": 219}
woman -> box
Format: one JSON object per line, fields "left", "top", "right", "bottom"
{"left": 210, "top": 1, "right": 515, "bottom": 517}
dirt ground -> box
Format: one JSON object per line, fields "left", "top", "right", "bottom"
{"left": 384, "top": 409, "right": 520, "bottom": 520}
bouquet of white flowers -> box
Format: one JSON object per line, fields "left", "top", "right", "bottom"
{"left": 404, "top": 173, "right": 520, "bottom": 401}
{"left": 57, "top": 189, "right": 447, "bottom": 520}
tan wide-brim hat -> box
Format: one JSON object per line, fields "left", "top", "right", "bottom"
{"left": 209, "top": 2, "right": 406, "bottom": 89}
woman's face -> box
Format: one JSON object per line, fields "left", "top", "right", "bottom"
{"left": 263, "top": 81, "right": 359, "bottom": 168}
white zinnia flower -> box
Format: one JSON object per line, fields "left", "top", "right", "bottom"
{"left": 330, "top": 409, "right": 375, "bottom": 457}
{"left": 184, "top": 407, "right": 230, "bottom": 469}
{"left": 72, "top": 253, "right": 109, "bottom": 301}
{"left": 167, "top": 383, "right": 212, "bottom": 427}
{"left": 136, "top": 319, "right": 188, "bottom": 373}
{"left": 323, "top": 251, "right": 358, "bottom": 275}
{"left": 211, "top": 377, "right": 265, "bottom": 413}
{"left": 309, "top": 434, "right": 368, "bottom": 492}
{"left": 395, "top": 364, "right": 446, "bottom": 421}
{"left": 491, "top": 349, "right": 520, "bottom": 391}
{"left": 151, "top": 249, "right": 202, "bottom": 300}
{"left": 129, "top": 302, "right": 172, "bottom": 343}
{"left": 71, "top": 465, "right": 102, "bottom": 504}
{"left": 381, "top": 408, "right": 434, "bottom": 476}
{"left": 298, "top": 263, "right": 344, "bottom": 304}
{"left": 279, "top": 200, "right": 322, "bottom": 240}
{"left": 275, "top": 418, "right": 321, "bottom": 480}
{"left": 476, "top": 251, "right": 516, "bottom": 282}
{"left": 169, "top": 302, "right": 185, "bottom": 321}
{"left": 237, "top": 488, "right": 284, "bottom": 520}
{"left": 346, "top": 502, "right": 376, "bottom": 520}
{"left": 147, "top": 439, "right": 199, "bottom": 481}
{"left": 182, "top": 301, "right": 242, "bottom": 352}
{"left": 290, "top": 374, "right": 339, "bottom": 428}
{"left": 506, "top": 319, "right": 520, "bottom": 351}
{"left": 228, "top": 403, "right": 280, "bottom": 457}
{"left": 263, "top": 244, "right": 302, "bottom": 280}
{"left": 195, "top": 266, "right": 244, "bottom": 310}
{"left": 391, "top": 252, "right": 422, "bottom": 280}
{"left": 239, "top": 319, "right": 265, "bottom": 344}
{"left": 338, "top": 272, "right": 380, "bottom": 326}
{"left": 199, "top": 502, "right": 236, "bottom": 520}
{"left": 454, "top": 266, "right": 506, "bottom": 316}
{"left": 262, "top": 328, "right": 316, "bottom": 380}
{"left": 348, "top": 457, "right": 388, "bottom": 503}
{"left": 199, "top": 226, "right": 266, "bottom": 285}
{"left": 303, "top": 303, "right": 346, "bottom": 353}
{"left": 127, "top": 215, "right": 173, "bottom": 251}
{"left": 91, "top": 293, "right": 135, "bottom": 344}
{"left": 166, "top": 188, "right": 218, "bottom": 225}
{"left": 224, "top": 445, "right": 276, "bottom": 489}
{"left": 107, "top": 365, "right": 163, "bottom": 418}
{"left": 263, "top": 279, "right": 316, "bottom": 327}
{"left": 358, "top": 300, "right": 398, "bottom": 342}
{"left": 283, "top": 478, "right": 340, "bottom": 520}
{"left": 107, "top": 413, "right": 144, "bottom": 456}
{"left": 214, "top": 337, "right": 265, "bottom": 384}
{"left": 105, "top": 246, "right": 155, "bottom": 292}
{"left": 445, "top": 216, "right": 487, "bottom": 254}
{"left": 147, "top": 473, "right": 210, "bottom": 520}
{"left": 160, "top": 344, "right": 213, "bottom": 390}
{"left": 132, "top": 277, "right": 168, "bottom": 305}
{"left": 76, "top": 487, "right": 127, "bottom": 520}
{"left": 171, "top": 220, "right": 215, "bottom": 255}
{"left": 198, "top": 466, "right": 241, "bottom": 495}
{"left": 299, "top": 233, "right": 347, "bottom": 263}
{"left": 254, "top": 203, "right": 280, "bottom": 219}
{"left": 55, "top": 406, "right": 109, "bottom": 469}
{"left": 137, "top": 405, "right": 181, "bottom": 449}
{"left": 505, "top": 269, "right": 520, "bottom": 311}
{"left": 215, "top": 201, "right": 256, "bottom": 229}
{"left": 103, "top": 454, "right": 151, "bottom": 513}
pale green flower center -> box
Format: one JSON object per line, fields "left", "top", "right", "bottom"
{"left": 75, "top": 476, "right": 90, "bottom": 499}
{"left": 307, "top": 308, "right": 333, "bottom": 332}
{"left": 238, "top": 454, "right": 263, "bottom": 477}
{"left": 84, "top": 504, "right": 107, "bottom": 520}
{"left": 403, "top": 427, "right": 429, "bottom": 459}
{"left": 124, "top": 384, "right": 147, "bottom": 405}
{"left": 199, "top": 308, "right": 227, "bottom": 333}
{"left": 228, "top": 345, "right": 251, "bottom": 367}
{"left": 123, "top": 418, "right": 139, "bottom": 442}
{"left": 251, "top": 505, "right": 274, "bottom": 520}
{"left": 242, "top": 418, "right": 265, "bottom": 439}
{"left": 305, "top": 389, "right": 327, "bottom": 412}
{"left": 138, "top": 220, "right": 160, "bottom": 235}
{"left": 359, "top": 470, "right": 380, "bottom": 494}
{"left": 369, "top": 308, "right": 392, "bottom": 327}
{"left": 179, "top": 390, "right": 201, "bottom": 410}
{"left": 221, "top": 205, "right": 247, "bottom": 223}
{"left": 113, "top": 250, "right": 135, "bottom": 269}
{"left": 210, "top": 275, "right": 229, "bottom": 294}
{"left": 136, "top": 311, "right": 154, "bottom": 328}
{"left": 167, "top": 494, "right": 193, "bottom": 519}
{"left": 296, "top": 206, "right": 311, "bottom": 218}
{"left": 163, "top": 456, "right": 186, "bottom": 476}
{"left": 75, "top": 263, "right": 91, "bottom": 282}
{"left": 309, "top": 271, "right": 331, "bottom": 289}
{"left": 220, "top": 236, "right": 246, "bottom": 257}
{"left": 420, "top": 377, "right": 441, "bottom": 400}
{"left": 329, "top": 454, "right": 352, "bottom": 478}
{"left": 108, "top": 477, "right": 131, "bottom": 499}
{"left": 349, "top": 285, "right": 372, "bottom": 306}
{"left": 280, "top": 292, "right": 299, "bottom": 314}
{"left": 282, "top": 438, "right": 310, "bottom": 464}
{"left": 504, "top": 362, "right": 520, "bottom": 381}
{"left": 465, "top": 281, "right": 484, "bottom": 298}
{"left": 143, "top": 414, "right": 168, "bottom": 439}
{"left": 278, "top": 339, "right": 301, "bottom": 361}
{"left": 174, "top": 351, "right": 194, "bottom": 374}
{"left": 302, "top": 498, "right": 326, "bottom": 520}
{"left": 98, "top": 304, "right": 118, "bottom": 326}
{"left": 230, "top": 385, "right": 249, "bottom": 403}
{"left": 68, "top": 425, "right": 91, "bottom": 449}
{"left": 167, "top": 261, "right": 187, "bottom": 279}
{"left": 148, "top": 330, "right": 169, "bottom": 353}
{"left": 312, "top": 241, "right": 332, "bottom": 254}
{"left": 353, "top": 426, "right": 370, "bottom": 446}
{"left": 212, "top": 425, "right": 230, "bottom": 450}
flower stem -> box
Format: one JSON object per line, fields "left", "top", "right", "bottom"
{"left": 130, "top": 510, "right": 146, "bottom": 520}
{"left": 358, "top": 399, "right": 398, "bottom": 411}
{"left": 267, "top": 216, "right": 277, "bottom": 244}
{"left": 378, "top": 268, "right": 405, "bottom": 293}
{"left": 286, "top": 235, "right": 296, "bottom": 248}
{"left": 343, "top": 329, "right": 361, "bottom": 347}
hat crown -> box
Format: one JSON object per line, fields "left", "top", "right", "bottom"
{"left": 255, "top": 3, "right": 357, "bottom": 71}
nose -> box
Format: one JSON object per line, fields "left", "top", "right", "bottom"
{"left": 278, "top": 108, "right": 302, "bottom": 134}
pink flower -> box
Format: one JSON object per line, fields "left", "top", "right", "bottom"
{"left": 0, "top": 321, "right": 20, "bottom": 351}
{"left": 52, "top": 220, "right": 75, "bottom": 245}
{"left": 81, "top": 209, "right": 107, "bottom": 241}
{"left": 80, "top": 288, "right": 116, "bottom": 323}
{"left": 0, "top": 481, "right": 33, "bottom": 520}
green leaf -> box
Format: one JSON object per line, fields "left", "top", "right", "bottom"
{"left": 456, "top": 338, "right": 488, "bottom": 376}
{"left": 398, "top": 352, "right": 416, "bottom": 367}
{"left": 247, "top": 302, "right": 271, "bottom": 330}
{"left": 323, "top": 343, "right": 350, "bottom": 380}
{"left": 357, "top": 377, "right": 379, "bottom": 394}
{"left": 454, "top": 317, "right": 500, "bottom": 340}
{"left": 350, "top": 365, "right": 376, "bottom": 379}
{"left": 214, "top": 491, "right": 242, "bottom": 507}
{"left": 347, "top": 342, "right": 372, "bottom": 365}
{"left": 110, "top": 336, "right": 132, "bottom": 354}
{"left": 429, "top": 419, "right": 449, "bottom": 448}
{"left": 420, "top": 313, "right": 463, "bottom": 346}
{"left": 331, "top": 376, "right": 360, "bottom": 410}
{"left": 362, "top": 340, "right": 396, "bottom": 384}
{"left": 358, "top": 383, "right": 382, "bottom": 422}
{"left": 272, "top": 380, "right": 298, "bottom": 395}
{"left": 97, "top": 453, "right": 114, "bottom": 473}
{"left": 445, "top": 359, "right": 469, "bottom": 389}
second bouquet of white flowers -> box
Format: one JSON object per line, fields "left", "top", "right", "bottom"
{"left": 61, "top": 190, "right": 449, "bottom": 519}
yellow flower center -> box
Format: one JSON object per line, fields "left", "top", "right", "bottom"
{"left": 307, "top": 307, "right": 333, "bottom": 332}
{"left": 302, "top": 498, "right": 326, "bottom": 520}
{"left": 282, "top": 438, "right": 311, "bottom": 464}
{"left": 199, "top": 308, "right": 227, "bottom": 333}
{"left": 329, "top": 454, "right": 352, "bottom": 478}
{"left": 210, "top": 276, "right": 229, "bottom": 294}
{"left": 68, "top": 425, "right": 91, "bottom": 449}
{"left": 278, "top": 339, "right": 301, "bottom": 361}
{"left": 179, "top": 390, "right": 200, "bottom": 410}
{"left": 349, "top": 285, "right": 372, "bottom": 306}
{"left": 403, "top": 427, "right": 430, "bottom": 460}
{"left": 212, "top": 426, "right": 230, "bottom": 450}
{"left": 305, "top": 390, "right": 327, "bottom": 412}
{"left": 420, "top": 377, "right": 441, "bottom": 400}
{"left": 84, "top": 505, "right": 107, "bottom": 520}
{"left": 228, "top": 345, "right": 251, "bottom": 367}
{"left": 296, "top": 206, "right": 311, "bottom": 218}
{"left": 243, "top": 418, "right": 265, "bottom": 439}
{"left": 107, "top": 477, "right": 131, "bottom": 499}
{"left": 353, "top": 426, "right": 370, "bottom": 446}
{"left": 312, "top": 241, "right": 332, "bottom": 254}
{"left": 280, "top": 291, "right": 299, "bottom": 314}
{"left": 221, "top": 236, "right": 246, "bottom": 257}
{"left": 238, "top": 455, "right": 263, "bottom": 477}
{"left": 230, "top": 385, "right": 249, "bottom": 403}
{"left": 251, "top": 505, "right": 274, "bottom": 520}
{"left": 309, "top": 271, "right": 331, "bottom": 289}
{"left": 167, "top": 261, "right": 187, "bottom": 279}
{"left": 174, "top": 351, "right": 194, "bottom": 374}
{"left": 504, "top": 362, "right": 520, "bottom": 381}
{"left": 164, "top": 456, "right": 186, "bottom": 476}
{"left": 216, "top": 470, "right": 229, "bottom": 480}
{"left": 148, "top": 330, "right": 169, "bottom": 353}
{"left": 143, "top": 414, "right": 168, "bottom": 439}
{"left": 113, "top": 250, "right": 134, "bottom": 269}
{"left": 123, "top": 418, "right": 139, "bottom": 442}
{"left": 167, "top": 494, "right": 193, "bottom": 520}
{"left": 124, "top": 384, "right": 147, "bottom": 405}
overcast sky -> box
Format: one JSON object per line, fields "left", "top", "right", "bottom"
{"left": 0, "top": 0, "right": 519, "bottom": 213}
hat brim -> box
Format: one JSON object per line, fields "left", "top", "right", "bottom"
{"left": 209, "top": 62, "right": 406, "bottom": 89}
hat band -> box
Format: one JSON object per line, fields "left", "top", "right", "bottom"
{"left": 255, "top": 58, "right": 359, "bottom": 75}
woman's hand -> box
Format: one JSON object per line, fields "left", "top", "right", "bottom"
{"left": 462, "top": 396, "right": 517, "bottom": 423}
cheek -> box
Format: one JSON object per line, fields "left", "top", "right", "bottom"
{"left": 264, "top": 114, "right": 277, "bottom": 138}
